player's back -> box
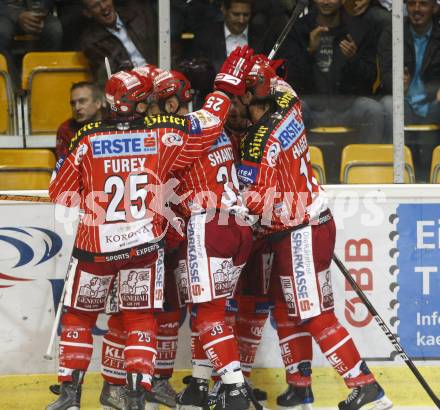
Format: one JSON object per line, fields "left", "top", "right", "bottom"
{"left": 172, "top": 129, "right": 241, "bottom": 218}
{"left": 239, "top": 90, "right": 327, "bottom": 231}
{"left": 50, "top": 114, "right": 199, "bottom": 255}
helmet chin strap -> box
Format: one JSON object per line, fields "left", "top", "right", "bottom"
{"left": 109, "top": 109, "right": 143, "bottom": 123}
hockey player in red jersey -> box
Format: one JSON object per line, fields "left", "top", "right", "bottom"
{"left": 96, "top": 220, "right": 186, "bottom": 410}
{"left": 96, "top": 65, "right": 188, "bottom": 410}
{"left": 215, "top": 93, "right": 271, "bottom": 406}
{"left": 236, "top": 58, "right": 393, "bottom": 410}
{"left": 46, "top": 46, "right": 253, "bottom": 410}
{"left": 152, "top": 63, "right": 260, "bottom": 409}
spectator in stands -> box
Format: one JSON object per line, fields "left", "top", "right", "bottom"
{"left": 171, "top": 0, "right": 222, "bottom": 66}
{"left": 184, "top": 0, "right": 275, "bottom": 107}
{"left": 190, "top": 0, "right": 275, "bottom": 73}
{"left": 279, "top": 0, "right": 385, "bottom": 142}
{"left": 57, "top": 0, "right": 87, "bottom": 50}
{"left": 172, "top": 0, "right": 222, "bottom": 40}
{"left": 379, "top": 0, "right": 440, "bottom": 139}
{"left": 55, "top": 81, "right": 103, "bottom": 159}
{"left": 344, "top": 0, "right": 391, "bottom": 35}
{"left": 250, "top": 0, "right": 287, "bottom": 39}
{"left": 80, "top": 0, "right": 157, "bottom": 86}
{"left": 0, "top": 0, "right": 62, "bottom": 51}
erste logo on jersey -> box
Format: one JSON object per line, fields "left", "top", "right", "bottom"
{"left": 209, "top": 132, "right": 230, "bottom": 151}
{"left": 275, "top": 106, "right": 304, "bottom": 151}
{"left": 162, "top": 133, "right": 183, "bottom": 147}
{"left": 91, "top": 132, "right": 157, "bottom": 157}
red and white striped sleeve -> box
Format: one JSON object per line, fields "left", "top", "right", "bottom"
{"left": 240, "top": 157, "right": 279, "bottom": 216}
{"left": 171, "top": 91, "right": 230, "bottom": 171}
{"left": 49, "top": 143, "right": 83, "bottom": 207}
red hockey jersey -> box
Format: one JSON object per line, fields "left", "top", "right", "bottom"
{"left": 171, "top": 128, "right": 242, "bottom": 218}
{"left": 238, "top": 90, "right": 328, "bottom": 233}
{"left": 49, "top": 92, "right": 230, "bottom": 255}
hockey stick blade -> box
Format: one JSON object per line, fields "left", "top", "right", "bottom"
{"left": 332, "top": 253, "right": 440, "bottom": 409}
{"left": 268, "top": 0, "right": 309, "bottom": 60}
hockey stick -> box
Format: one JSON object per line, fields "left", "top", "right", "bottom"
{"left": 332, "top": 253, "right": 440, "bottom": 409}
{"left": 44, "top": 252, "right": 76, "bottom": 360}
{"left": 0, "top": 194, "right": 50, "bottom": 202}
{"left": 105, "top": 56, "right": 112, "bottom": 79}
{"left": 44, "top": 278, "right": 68, "bottom": 360}
{"left": 267, "top": 0, "right": 309, "bottom": 60}
{"left": 44, "top": 214, "right": 82, "bottom": 360}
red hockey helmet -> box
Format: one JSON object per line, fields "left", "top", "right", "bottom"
{"left": 246, "top": 58, "right": 277, "bottom": 99}
{"left": 132, "top": 64, "right": 163, "bottom": 82}
{"left": 153, "top": 70, "right": 192, "bottom": 103}
{"left": 105, "top": 70, "right": 153, "bottom": 117}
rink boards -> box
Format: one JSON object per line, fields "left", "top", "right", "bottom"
{"left": 0, "top": 185, "right": 439, "bottom": 407}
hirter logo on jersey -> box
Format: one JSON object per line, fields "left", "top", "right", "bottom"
{"left": 91, "top": 132, "right": 157, "bottom": 157}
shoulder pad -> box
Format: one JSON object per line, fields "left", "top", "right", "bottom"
{"left": 275, "top": 91, "right": 299, "bottom": 113}
{"left": 241, "top": 123, "right": 271, "bottom": 163}
{"left": 68, "top": 120, "right": 102, "bottom": 152}
{"left": 143, "top": 114, "right": 188, "bottom": 131}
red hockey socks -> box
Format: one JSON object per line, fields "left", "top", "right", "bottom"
{"left": 58, "top": 309, "right": 97, "bottom": 382}
{"left": 190, "top": 305, "right": 212, "bottom": 379}
{"left": 194, "top": 299, "right": 243, "bottom": 384}
{"left": 122, "top": 310, "right": 158, "bottom": 391}
{"left": 235, "top": 295, "right": 269, "bottom": 378}
{"left": 155, "top": 309, "right": 181, "bottom": 379}
{"left": 272, "top": 302, "right": 313, "bottom": 386}
{"left": 101, "top": 314, "right": 127, "bottom": 385}
{"left": 303, "top": 311, "right": 375, "bottom": 387}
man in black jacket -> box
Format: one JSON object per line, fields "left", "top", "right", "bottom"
{"left": 379, "top": 0, "right": 440, "bottom": 180}
{"left": 190, "top": 0, "right": 275, "bottom": 73}
{"left": 184, "top": 0, "right": 277, "bottom": 108}
{"left": 80, "top": 0, "right": 158, "bottom": 86}
{"left": 379, "top": 0, "right": 440, "bottom": 133}
{"left": 0, "top": 0, "right": 62, "bottom": 51}
{"left": 279, "top": 0, "right": 384, "bottom": 143}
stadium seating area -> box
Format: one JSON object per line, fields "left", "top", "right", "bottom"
{"left": 0, "top": 53, "right": 16, "bottom": 137}
{"left": 0, "top": 148, "right": 55, "bottom": 190}
{"left": 22, "top": 52, "right": 91, "bottom": 138}
{"left": 1, "top": 50, "right": 440, "bottom": 189}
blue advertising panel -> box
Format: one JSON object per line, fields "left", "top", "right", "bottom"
{"left": 396, "top": 204, "right": 440, "bottom": 358}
